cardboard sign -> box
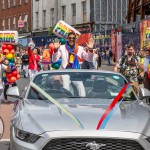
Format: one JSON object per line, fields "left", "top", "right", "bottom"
{"left": 53, "top": 20, "right": 81, "bottom": 39}
{"left": 0, "top": 31, "right": 18, "bottom": 44}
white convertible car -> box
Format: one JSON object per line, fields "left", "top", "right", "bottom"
{"left": 8, "top": 70, "right": 150, "bottom": 150}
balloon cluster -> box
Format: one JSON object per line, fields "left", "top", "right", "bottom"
{"left": 51, "top": 59, "right": 62, "bottom": 69}
{"left": 2, "top": 44, "right": 20, "bottom": 83}
{"left": 49, "top": 38, "right": 66, "bottom": 69}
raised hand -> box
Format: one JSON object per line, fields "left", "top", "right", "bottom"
{"left": 86, "top": 35, "right": 94, "bottom": 49}
{"left": 53, "top": 42, "right": 61, "bottom": 52}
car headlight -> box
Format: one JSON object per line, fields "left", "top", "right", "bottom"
{"left": 14, "top": 127, "right": 40, "bottom": 143}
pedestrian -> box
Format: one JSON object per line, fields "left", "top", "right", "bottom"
{"left": 28, "top": 42, "right": 41, "bottom": 80}
{"left": 15, "top": 48, "right": 21, "bottom": 73}
{"left": 97, "top": 49, "right": 101, "bottom": 69}
{"left": 21, "top": 50, "right": 29, "bottom": 78}
{"left": 41, "top": 48, "right": 50, "bottom": 71}
{"left": 114, "top": 44, "right": 143, "bottom": 94}
{"left": 106, "top": 48, "right": 112, "bottom": 65}
{"left": 141, "top": 49, "right": 150, "bottom": 91}
{"left": 93, "top": 49, "right": 99, "bottom": 69}
{"left": 0, "top": 56, "right": 12, "bottom": 103}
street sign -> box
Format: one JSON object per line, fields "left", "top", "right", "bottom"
{"left": 18, "top": 20, "right": 24, "bottom": 28}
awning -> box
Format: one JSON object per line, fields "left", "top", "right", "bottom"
{"left": 18, "top": 32, "right": 31, "bottom": 38}
{"left": 18, "top": 35, "right": 26, "bottom": 39}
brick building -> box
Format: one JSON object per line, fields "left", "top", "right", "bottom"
{"left": 0, "top": 0, "right": 32, "bottom": 37}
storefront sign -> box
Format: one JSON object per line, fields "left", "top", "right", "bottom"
{"left": 0, "top": 31, "right": 18, "bottom": 44}
{"left": 93, "top": 35, "right": 111, "bottom": 40}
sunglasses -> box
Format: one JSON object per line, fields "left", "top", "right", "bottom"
{"left": 68, "top": 37, "right": 76, "bottom": 40}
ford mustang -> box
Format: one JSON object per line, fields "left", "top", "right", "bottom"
{"left": 8, "top": 70, "right": 150, "bottom": 150}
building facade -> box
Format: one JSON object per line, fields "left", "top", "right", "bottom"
{"left": 90, "top": 0, "right": 129, "bottom": 48}
{"left": 32, "top": 0, "right": 91, "bottom": 36}
{"left": 92, "top": 0, "right": 129, "bottom": 32}
{"left": 0, "top": 0, "right": 32, "bottom": 37}
{"left": 127, "top": 0, "right": 150, "bottom": 23}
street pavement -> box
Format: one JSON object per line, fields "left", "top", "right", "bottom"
{"left": 0, "top": 60, "right": 114, "bottom": 150}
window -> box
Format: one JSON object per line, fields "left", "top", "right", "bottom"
{"left": 36, "top": 12, "right": 39, "bottom": 29}
{"left": 82, "top": 1, "right": 87, "bottom": 22}
{"left": 8, "top": 0, "right": 10, "bottom": 8}
{"left": 24, "top": 15, "right": 28, "bottom": 31}
{"left": 72, "top": 3, "right": 76, "bottom": 25}
{"left": 25, "top": 0, "right": 28, "bottom": 3}
{"left": 13, "top": 17, "right": 16, "bottom": 30}
{"left": 18, "top": 15, "right": 22, "bottom": 31}
{"left": 13, "top": 0, "right": 16, "bottom": 6}
{"left": 19, "top": 0, "right": 22, "bottom": 5}
{"left": 51, "top": 8, "right": 54, "bottom": 26}
{"left": 8, "top": 18, "right": 10, "bottom": 30}
{"left": 2, "top": 0, "right": 5, "bottom": 9}
{"left": 28, "top": 72, "right": 128, "bottom": 100}
{"left": 62, "top": 6, "right": 66, "bottom": 21}
{"left": 43, "top": 10, "right": 46, "bottom": 29}
{"left": 2, "top": 19, "right": 5, "bottom": 30}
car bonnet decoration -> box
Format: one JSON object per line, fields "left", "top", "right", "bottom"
{"left": 30, "top": 82, "right": 84, "bottom": 129}
{"left": 30, "top": 82, "right": 132, "bottom": 130}
{"left": 96, "top": 84, "right": 132, "bottom": 130}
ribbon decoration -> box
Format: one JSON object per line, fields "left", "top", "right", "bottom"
{"left": 30, "top": 82, "right": 84, "bottom": 129}
{"left": 96, "top": 84, "right": 131, "bottom": 130}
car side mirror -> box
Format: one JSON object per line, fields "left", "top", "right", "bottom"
{"left": 6, "top": 86, "right": 20, "bottom": 98}
{"left": 0, "top": 117, "right": 4, "bottom": 140}
{"left": 139, "top": 87, "right": 150, "bottom": 100}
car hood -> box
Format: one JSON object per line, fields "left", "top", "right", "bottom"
{"left": 20, "top": 99, "right": 150, "bottom": 136}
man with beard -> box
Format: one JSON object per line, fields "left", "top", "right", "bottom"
{"left": 52, "top": 32, "right": 94, "bottom": 96}
{"left": 114, "top": 44, "right": 143, "bottom": 94}
{"left": 52, "top": 32, "right": 94, "bottom": 69}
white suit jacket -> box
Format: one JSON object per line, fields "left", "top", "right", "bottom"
{"left": 52, "top": 45, "right": 93, "bottom": 70}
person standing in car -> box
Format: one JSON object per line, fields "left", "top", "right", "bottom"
{"left": 52, "top": 32, "right": 94, "bottom": 96}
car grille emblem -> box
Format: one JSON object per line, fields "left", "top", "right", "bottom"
{"left": 86, "top": 141, "right": 106, "bottom": 150}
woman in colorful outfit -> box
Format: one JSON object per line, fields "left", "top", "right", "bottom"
{"left": 28, "top": 45, "right": 40, "bottom": 80}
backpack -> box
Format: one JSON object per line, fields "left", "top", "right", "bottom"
{"left": 119, "top": 55, "right": 142, "bottom": 81}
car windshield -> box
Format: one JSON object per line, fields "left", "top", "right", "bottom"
{"left": 27, "top": 72, "right": 136, "bottom": 101}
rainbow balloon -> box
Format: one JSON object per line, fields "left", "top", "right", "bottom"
{"left": 0, "top": 31, "right": 18, "bottom": 44}
{"left": 53, "top": 20, "right": 81, "bottom": 39}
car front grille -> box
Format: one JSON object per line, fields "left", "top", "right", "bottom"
{"left": 42, "top": 138, "right": 144, "bottom": 150}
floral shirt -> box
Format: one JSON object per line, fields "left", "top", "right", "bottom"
{"left": 116, "top": 55, "right": 140, "bottom": 82}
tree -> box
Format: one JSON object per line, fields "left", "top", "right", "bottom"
{"left": 49, "top": 25, "right": 56, "bottom": 35}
